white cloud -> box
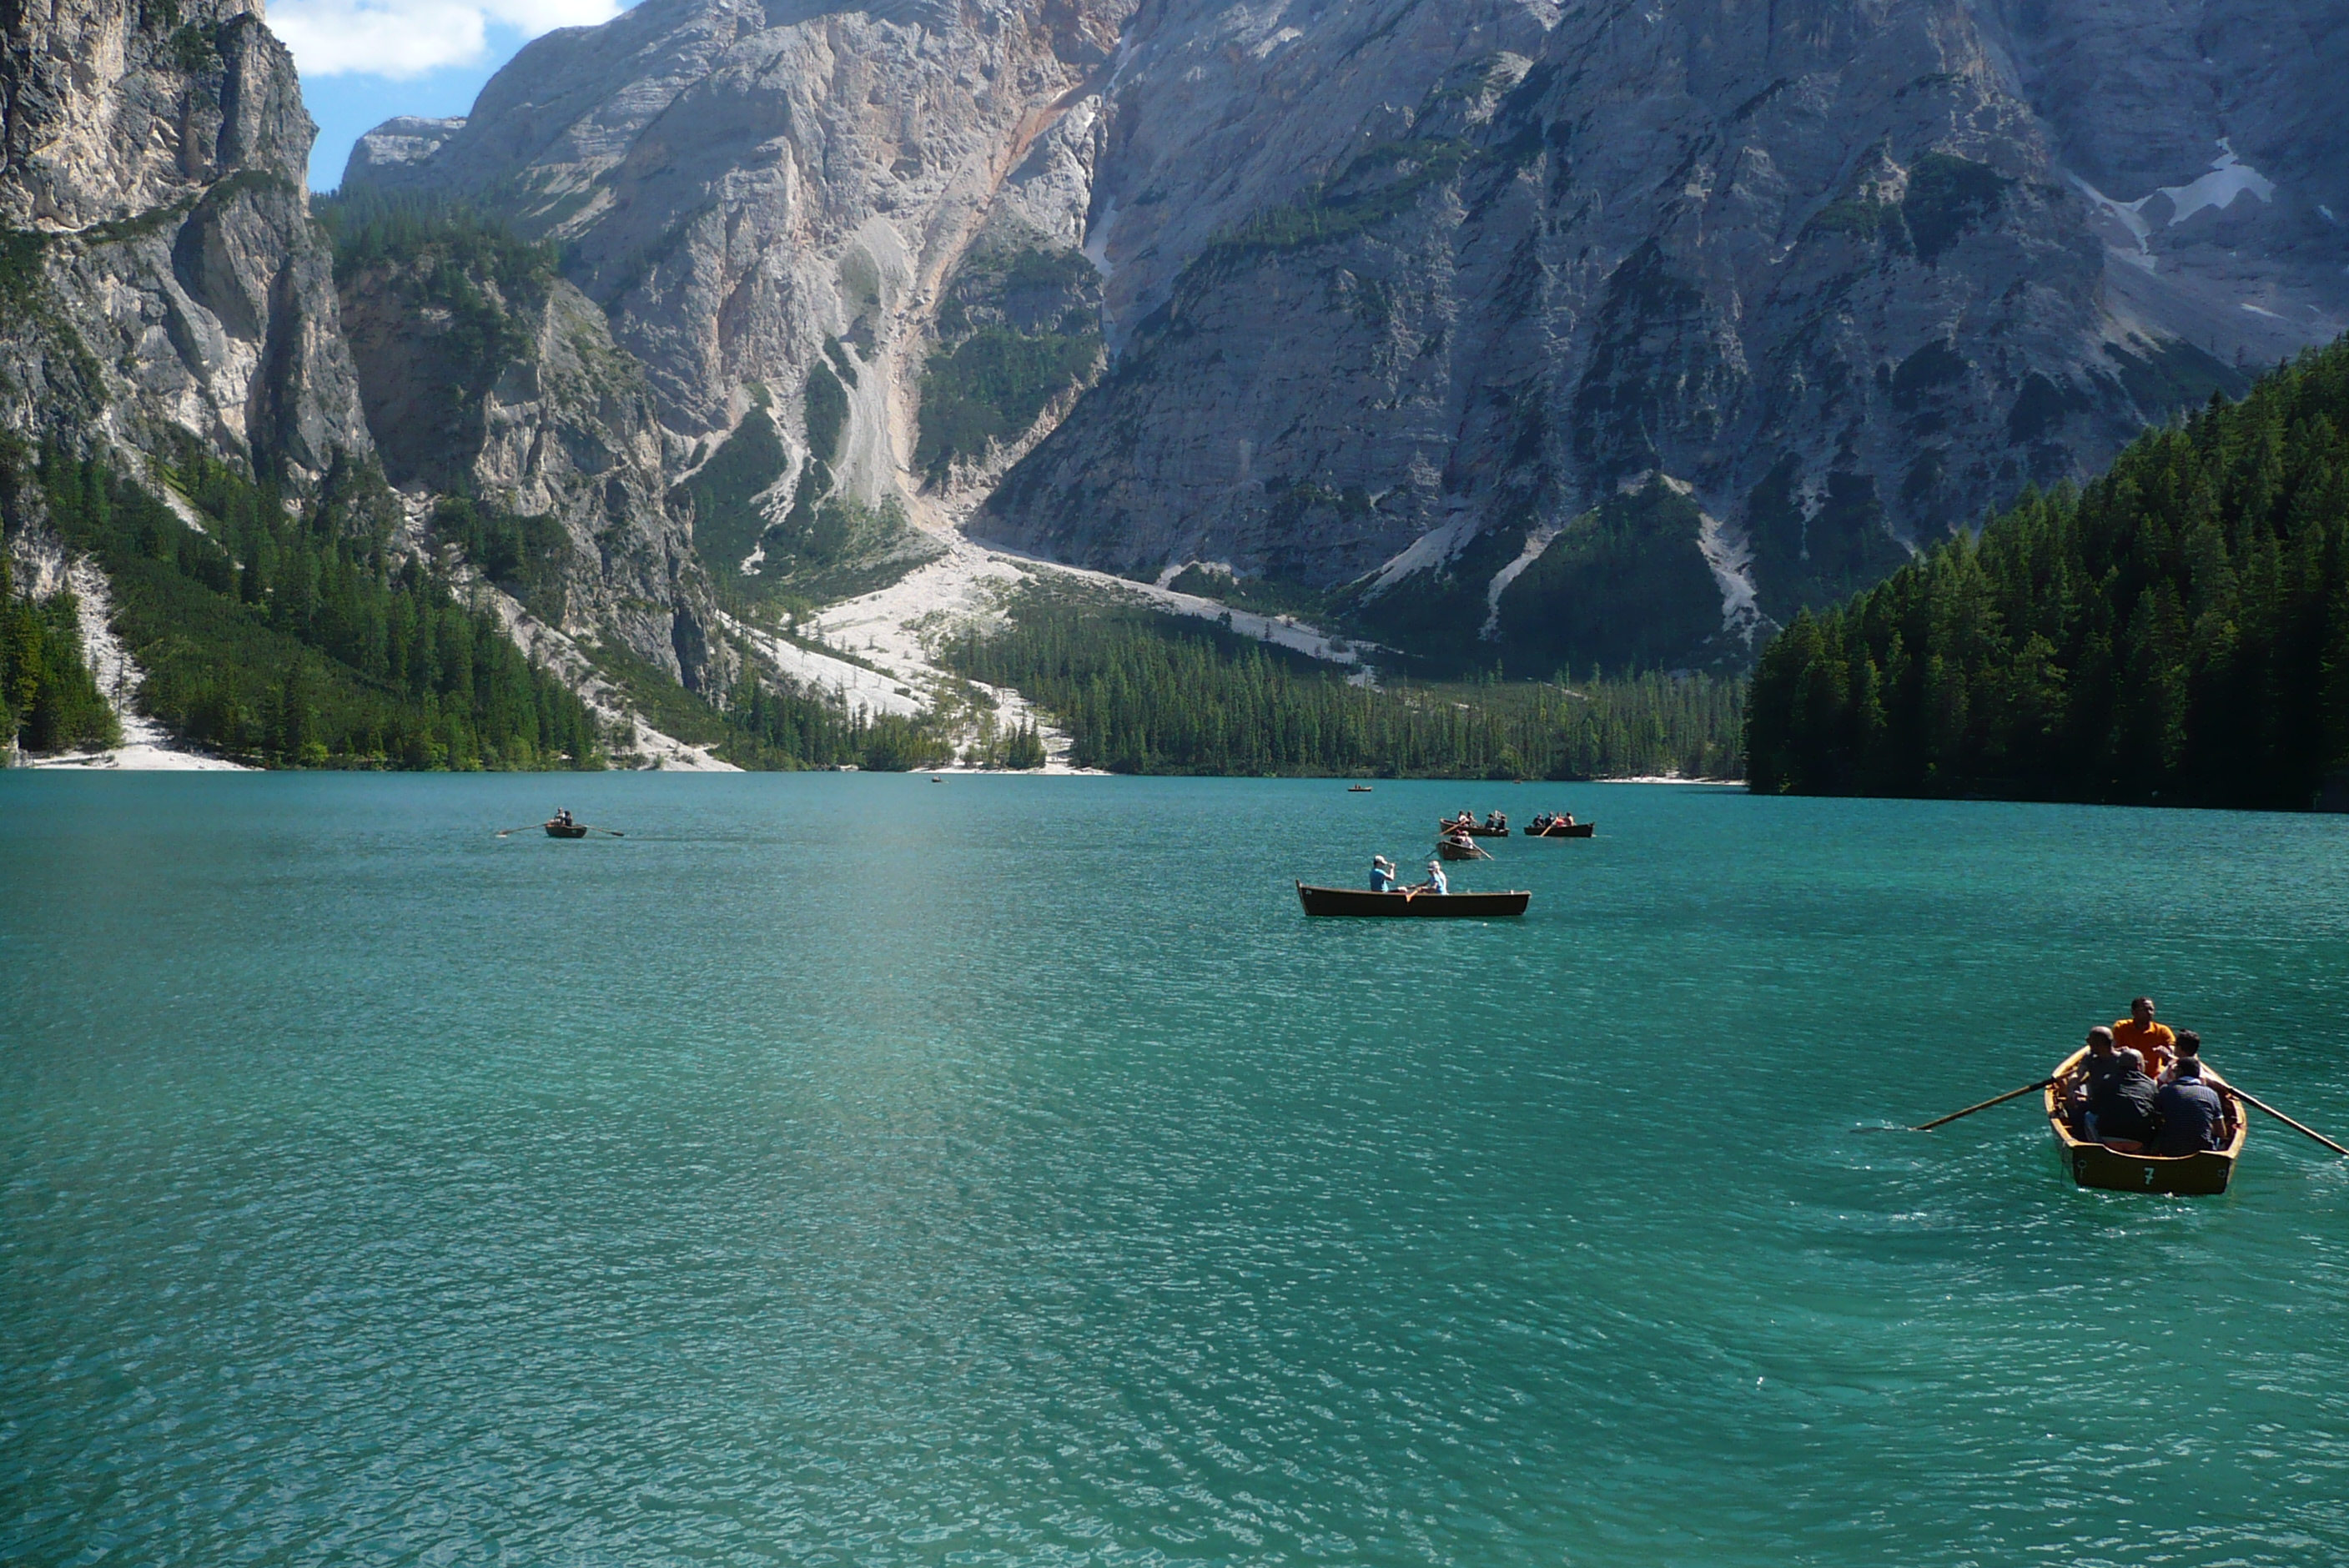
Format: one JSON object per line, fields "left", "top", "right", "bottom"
{"left": 269, "top": 0, "right": 622, "bottom": 78}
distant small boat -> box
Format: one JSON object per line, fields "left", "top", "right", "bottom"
{"left": 1348, "top": 784, "right": 1374, "bottom": 792}
{"left": 1525, "top": 820, "right": 1594, "bottom": 837}
{"left": 2045, "top": 1046, "right": 2246, "bottom": 1194}
{"left": 545, "top": 819, "right": 588, "bottom": 839}
{"left": 1296, "top": 882, "right": 1528, "bottom": 917}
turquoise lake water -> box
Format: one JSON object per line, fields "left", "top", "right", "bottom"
{"left": 3, "top": 774, "right": 2346, "bottom": 1565}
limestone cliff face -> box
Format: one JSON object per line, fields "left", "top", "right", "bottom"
{"left": 984, "top": 0, "right": 2347, "bottom": 661}
{"left": 350, "top": 0, "right": 2349, "bottom": 668}
{"left": 344, "top": 0, "right": 1132, "bottom": 533}
{"left": 333, "top": 229, "right": 728, "bottom": 687}
{"left": 1, "top": 0, "right": 370, "bottom": 480}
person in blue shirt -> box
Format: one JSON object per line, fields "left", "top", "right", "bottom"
{"left": 1368, "top": 855, "right": 1396, "bottom": 892}
{"left": 2153, "top": 1054, "right": 2230, "bottom": 1155}
{"left": 1413, "top": 858, "right": 1447, "bottom": 896}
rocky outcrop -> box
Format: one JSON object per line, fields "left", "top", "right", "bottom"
{"left": 1, "top": 0, "right": 370, "bottom": 480}
{"left": 346, "top": 0, "right": 2349, "bottom": 671}
{"left": 983, "top": 0, "right": 2347, "bottom": 664}
{"left": 341, "top": 0, "right": 1131, "bottom": 524}
{"left": 333, "top": 219, "right": 732, "bottom": 688}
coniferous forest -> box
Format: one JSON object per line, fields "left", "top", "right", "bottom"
{"left": 948, "top": 592, "right": 1744, "bottom": 778}
{"left": 7, "top": 440, "right": 605, "bottom": 768}
{"left": 1, "top": 550, "right": 117, "bottom": 757}
{"left": 1746, "top": 339, "right": 2349, "bottom": 809}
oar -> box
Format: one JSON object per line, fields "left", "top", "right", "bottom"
{"left": 493, "top": 825, "right": 538, "bottom": 837}
{"left": 2224, "top": 1084, "right": 2349, "bottom": 1157}
{"left": 1911, "top": 1078, "right": 2057, "bottom": 1132}
{"left": 582, "top": 826, "right": 626, "bottom": 837}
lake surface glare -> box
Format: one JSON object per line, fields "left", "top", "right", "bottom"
{"left": 3, "top": 774, "right": 2346, "bottom": 1565}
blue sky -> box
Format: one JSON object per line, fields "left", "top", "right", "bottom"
{"left": 275, "top": 0, "right": 630, "bottom": 189}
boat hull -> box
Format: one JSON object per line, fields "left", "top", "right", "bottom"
{"left": 545, "top": 822, "right": 589, "bottom": 838}
{"left": 1524, "top": 822, "right": 1594, "bottom": 837}
{"left": 1438, "top": 822, "right": 1510, "bottom": 837}
{"left": 1436, "top": 841, "right": 1483, "bottom": 860}
{"left": 1296, "top": 882, "right": 1528, "bottom": 917}
{"left": 2045, "top": 1047, "right": 2246, "bottom": 1194}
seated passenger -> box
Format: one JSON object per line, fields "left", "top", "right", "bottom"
{"left": 2112, "top": 996, "right": 2177, "bottom": 1083}
{"left": 2160, "top": 1028, "right": 2202, "bottom": 1085}
{"left": 2152, "top": 1056, "right": 2227, "bottom": 1156}
{"left": 1368, "top": 855, "right": 1396, "bottom": 893}
{"left": 1416, "top": 859, "right": 1448, "bottom": 896}
{"left": 2089, "top": 1047, "right": 2161, "bottom": 1150}
{"left": 2067, "top": 1025, "right": 2120, "bottom": 1133}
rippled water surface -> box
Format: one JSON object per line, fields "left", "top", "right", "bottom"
{"left": 4, "top": 774, "right": 2346, "bottom": 1565}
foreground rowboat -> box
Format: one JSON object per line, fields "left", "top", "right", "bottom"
{"left": 545, "top": 820, "right": 589, "bottom": 838}
{"left": 2045, "top": 1046, "right": 2247, "bottom": 1194}
{"left": 1296, "top": 882, "right": 1529, "bottom": 917}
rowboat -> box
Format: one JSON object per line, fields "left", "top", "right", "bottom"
{"left": 545, "top": 820, "right": 588, "bottom": 839}
{"left": 1436, "top": 837, "right": 1486, "bottom": 861}
{"left": 1296, "top": 882, "right": 1529, "bottom": 917}
{"left": 2045, "top": 1046, "right": 2246, "bottom": 1194}
{"left": 1525, "top": 821, "right": 1594, "bottom": 837}
{"left": 1348, "top": 784, "right": 1374, "bottom": 792}
{"left": 1437, "top": 820, "right": 1509, "bottom": 836}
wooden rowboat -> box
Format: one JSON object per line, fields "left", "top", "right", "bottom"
{"left": 1348, "top": 784, "right": 1374, "bottom": 792}
{"left": 1296, "top": 882, "right": 1528, "bottom": 917}
{"left": 2045, "top": 1046, "right": 2247, "bottom": 1194}
{"left": 1436, "top": 837, "right": 1486, "bottom": 861}
{"left": 545, "top": 820, "right": 589, "bottom": 838}
{"left": 1438, "top": 820, "right": 1510, "bottom": 836}
{"left": 1524, "top": 821, "right": 1594, "bottom": 837}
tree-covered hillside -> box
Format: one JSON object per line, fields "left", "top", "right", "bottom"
{"left": 11, "top": 440, "right": 604, "bottom": 769}
{"left": 948, "top": 591, "right": 1743, "bottom": 779}
{"left": 1746, "top": 339, "right": 2349, "bottom": 810}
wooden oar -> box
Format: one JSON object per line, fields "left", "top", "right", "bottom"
{"left": 2224, "top": 1084, "right": 2349, "bottom": 1157}
{"left": 493, "top": 825, "right": 537, "bottom": 837}
{"left": 583, "top": 826, "right": 626, "bottom": 837}
{"left": 1911, "top": 1078, "right": 2056, "bottom": 1132}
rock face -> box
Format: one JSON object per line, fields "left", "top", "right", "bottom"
{"left": 984, "top": 0, "right": 2349, "bottom": 664}
{"left": 347, "top": 0, "right": 2348, "bottom": 669}
{"left": 333, "top": 222, "right": 728, "bottom": 687}
{"left": 341, "top": 0, "right": 1130, "bottom": 525}
{"left": 0, "top": 0, "right": 370, "bottom": 480}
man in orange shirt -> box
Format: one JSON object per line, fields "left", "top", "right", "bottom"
{"left": 2112, "top": 996, "right": 2177, "bottom": 1082}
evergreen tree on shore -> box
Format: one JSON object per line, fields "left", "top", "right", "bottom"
{"left": 0, "top": 550, "right": 118, "bottom": 757}
{"left": 1746, "top": 338, "right": 2349, "bottom": 810}
{"left": 949, "top": 595, "right": 1744, "bottom": 779}
{"left": 8, "top": 440, "right": 603, "bottom": 769}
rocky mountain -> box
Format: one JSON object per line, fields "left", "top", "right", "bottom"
{"left": 8, "top": 0, "right": 2345, "bottom": 770}
{"left": 324, "top": 201, "right": 731, "bottom": 689}
{"left": 1, "top": 0, "right": 367, "bottom": 482}
{"left": 1, "top": 0, "right": 742, "bottom": 749}
{"left": 350, "top": 0, "right": 2347, "bottom": 674}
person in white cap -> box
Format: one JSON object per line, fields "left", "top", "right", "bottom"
{"left": 1368, "top": 855, "right": 1396, "bottom": 892}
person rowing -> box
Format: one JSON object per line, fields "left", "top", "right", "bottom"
{"left": 1412, "top": 858, "right": 1447, "bottom": 896}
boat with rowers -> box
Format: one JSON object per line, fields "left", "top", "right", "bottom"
{"left": 1525, "top": 816, "right": 1593, "bottom": 837}
{"left": 1296, "top": 882, "right": 1529, "bottom": 917}
{"left": 2045, "top": 1045, "right": 2247, "bottom": 1194}
{"left": 1438, "top": 815, "right": 1510, "bottom": 837}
